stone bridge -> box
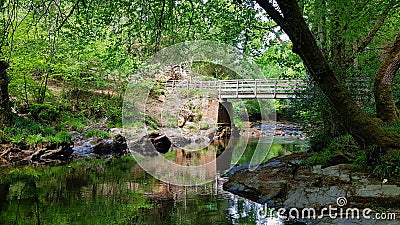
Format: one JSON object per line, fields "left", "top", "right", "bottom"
{"left": 165, "top": 78, "right": 372, "bottom": 130}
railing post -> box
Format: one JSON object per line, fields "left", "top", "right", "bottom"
{"left": 274, "top": 79, "right": 277, "bottom": 98}
{"left": 236, "top": 80, "right": 239, "bottom": 98}
{"left": 254, "top": 79, "right": 257, "bottom": 98}
{"left": 218, "top": 80, "right": 221, "bottom": 99}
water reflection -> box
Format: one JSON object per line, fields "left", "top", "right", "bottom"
{"left": 141, "top": 179, "right": 286, "bottom": 225}
{"left": 169, "top": 137, "right": 307, "bottom": 173}
{"left": 0, "top": 136, "right": 308, "bottom": 225}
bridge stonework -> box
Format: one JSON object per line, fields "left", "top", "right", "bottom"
{"left": 217, "top": 99, "right": 233, "bottom": 126}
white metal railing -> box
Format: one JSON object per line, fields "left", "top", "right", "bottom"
{"left": 165, "top": 79, "right": 307, "bottom": 99}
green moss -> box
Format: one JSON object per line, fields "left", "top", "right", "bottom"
{"left": 306, "top": 135, "right": 359, "bottom": 167}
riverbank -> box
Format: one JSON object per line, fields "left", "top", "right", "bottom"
{"left": 223, "top": 152, "right": 400, "bottom": 224}
{"left": 239, "top": 121, "right": 306, "bottom": 139}
{"left": 0, "top": 119, "right": 308, "bottom": 166}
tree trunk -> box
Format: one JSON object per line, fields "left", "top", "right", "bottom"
{"left": 255, "top": 0, "right": 400, "bottom": 151}
{"left": 0, "top": 60, "right": 10, "bottom": 125}
{"left": 374, "top": 34, "right": 400, "bottom": 124}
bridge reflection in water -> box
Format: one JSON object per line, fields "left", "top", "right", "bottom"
{"left": 174, "top": 139, "right": 232, "bottom": 173}
{"left": 130, "top": 137, "right": 243, "bottom": 186}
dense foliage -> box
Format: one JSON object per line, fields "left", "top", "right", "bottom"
{"left": 0, "top": 0, "right": 399, "bottom": 176}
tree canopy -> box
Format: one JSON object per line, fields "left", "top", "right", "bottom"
{"left": 0, "top": 0, "right": 400, "bottom": 172}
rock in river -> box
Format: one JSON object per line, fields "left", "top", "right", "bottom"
{"left": 93, "top": 134, "right": 127, "bottom": 156}
{"left": 150, "top": 133, "right": 171, "bottom": 154}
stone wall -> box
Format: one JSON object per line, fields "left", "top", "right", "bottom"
{"left": 217, "top": 99, "right": 233, "bottom": 126}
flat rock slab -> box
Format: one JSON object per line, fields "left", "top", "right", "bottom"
{"left": 223, "top": 153, "right": 400, "bottom": 224}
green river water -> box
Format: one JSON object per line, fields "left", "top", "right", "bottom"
{"left": 0, "top": 137, "right": 307, "bottom": 225}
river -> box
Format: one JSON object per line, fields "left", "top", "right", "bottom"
{"left": 0, "top": 136, "right": 308, "bottom": 225}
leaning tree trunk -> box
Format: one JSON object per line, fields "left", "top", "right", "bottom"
{"left": 0, "top": 60, "right": 10, "bottom": 125}
{"left": 255, "top": 0, "right": 400, "bottom": 152}
{"left": 374, "top": 34, "right": 400, "bottom": 124}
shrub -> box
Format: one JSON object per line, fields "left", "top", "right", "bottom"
{"left": 199, "top": 122, "right": 210, "bottom": 130}
{"left": 145, "top": 115, "right": 158, "bottom": 130}
{"left": 26, "top": 134, "right": 43, "bottom": 146}
{"left": 43, "top": 126, "right": 56, "bottom": 136}
{"left": 85, "top": 129, "right": 110, "bottom": 138}
{"left": 62, "top": 117, "right": 87, "bottom": 131}
{"left": 54, "top": 131, "right": 72, "bottom": 144}
{"left": 373, "top": 151, "right": 400, "bottom": 179}
{"left": 29, "top": 103, "right": 59, "bottom": 123}
{"left": 10, "top": 134, "right": 24, "bottom": 145}
{"left": 234, "top": 118, "right": 244, "bottom": 130}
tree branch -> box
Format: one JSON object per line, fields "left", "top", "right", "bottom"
{"left": 384, "top": 34, "right": 400, "bottom": 61}
{"left": 56, "top": 0, "right": 81, "bottom": 32}
{"left": 356, "top": 17, "right": 386, "bottom": 53}
{"left": 374, "top": 34, "right": 400, "bottom": 122}
{"left": 254, "top": 0, "right": 285, "bottom": 26}
{"left": 354, "top": 0, "right": 397, "bottom": 54}
{"left": 252, "top": 24, "right": 279, "bottom": 31}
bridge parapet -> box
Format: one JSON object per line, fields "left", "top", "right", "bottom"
{"left": 166, "top": 78, "right": 307, "bottom": 99}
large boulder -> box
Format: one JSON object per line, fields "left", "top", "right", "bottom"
{"left": 93, "top": 134, "right": 127, "bottom": 156}
{"left": 150, "top": 134, "right": 171, "bottom": 154}
{"left": 129, "top": 132, "right": 172, "bottom": 155}
{"left": 41, "top": 143, "right": 73, "bottom": 160}
{"left": 178, "top": 108, "right": 193, "bottom": 128}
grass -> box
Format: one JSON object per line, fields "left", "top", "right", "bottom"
{"left": 26, "top": 134, "right": 43, "bottom": 146}
{"left": 199, "top": 121, "right": 210, "bottom": 130}
{"left": 85, "top": 129, "right": 110, "bottom": 138}
{"left": 234, "top": 118, "right": 245, "bottom": 130}
{"left": 0, "top": 84, "right": 128, "bottom": 149}
{"left": 305, "top": 134, "right": 359, "bottom": 167}
{"left": 0, "top": 116, "right": 73, "bottom": 148}
{"left": 164, "top": 151, "right": 177, "bottom": 160}
{"left": 61, "top": 117, "right": 88, "bottom": 131}
{"left": 383, "top": 120, "right": 400, "bottom": 133}
{"left": 372, "top": 151, "right": 400, "bottom": 179}
{"left": 306, "top": 132, "right": 400, "bottom": 179}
